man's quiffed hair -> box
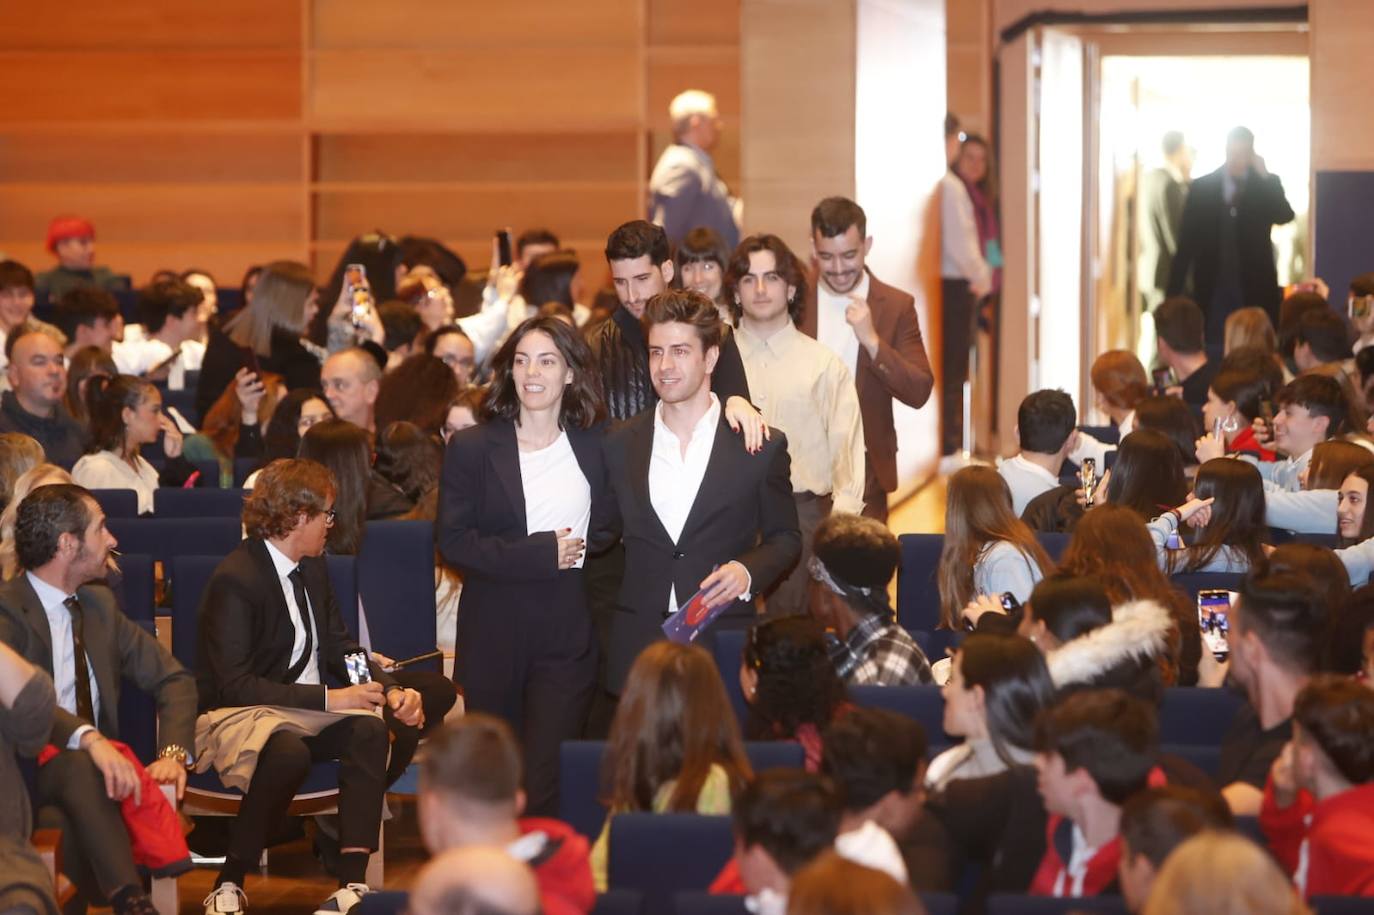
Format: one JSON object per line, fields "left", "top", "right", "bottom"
{"left": 15, "top": 483, "right": 92, "bottom": 571}
{"left": 605, "top": 220, "right": 670, "bottom": 267}
{"left": 1235, "top": 565, "right": 1327, "bottom": 674}
{"left": 1294, "top": 307, "right": 1353, "bottom": 364}
{"left": 1153, "top": 296, "right": 1206, "bottom": 354}
{"left": 421, "top": 713, "right": 523, "bottom": 805}
{"left": 1033, "top": 689, "right": 1158, "bottom": 806}
{"left": 1275, "top": 373, "right": 1347, "bottom": 436}
{"left": 55, "top": 286, "right": 120, "bottom": 338}
{"left": 821, "top": 708, "right": 926, "bottom": 813}
{"left": 0, "top": 260, "right": 34, "bottom": 292}
{"left": 242, "top": 459, "right": 335, "bottom": 541}
{"left": 734, "top": 769, "right": 842, "bottom": 876}
{"left": 137, "top": 277, "right": 203, "bottom": 334}
{"left": 515, "top": 228, "right": 560, "bottom": 257}
{"left": 1017, "top": 389, "right": 1076, "bottom": 454}
{"left": 642, "top": 288, "right": 723, "bottom": 354}
{"left": 1120, "top": 785, "right": 1233, "bottom": 868}
{"left": 724, "top": 234, "right": 806, "bottom": 325}
{"left": 1293, "top": 674, "right": 1374, "bottom": 785}
{"left": 811, "top": 197, "right": 867, "bottom": 240}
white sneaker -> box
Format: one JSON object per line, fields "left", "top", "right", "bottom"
{"left": 204, "top": 882, "right": 247, "bottom": 914}
{"left": 315, "top": 883, "right": 370, "bottom": 914}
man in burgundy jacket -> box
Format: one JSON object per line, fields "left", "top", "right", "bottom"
{"left": 799, "top": 197, "right": 934, "bottom": 520}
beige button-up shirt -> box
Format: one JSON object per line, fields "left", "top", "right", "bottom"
{"left": 735, "top": 321, "right": 866, "bottom": 515}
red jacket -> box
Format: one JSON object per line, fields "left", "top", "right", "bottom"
{"left": 1229, "top": 426, "right": 1277, "bottom": 462}
{"left": 517, "top": 817, "right": 597, "bottom": 915}
{"left": 1028, "top": 815, "right": 1121, "bottom": 897}
{"left": 1261, "top": 778, "right": 1374, "bottom": 897}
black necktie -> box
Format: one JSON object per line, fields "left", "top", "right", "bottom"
{"left": 284, "top": 566, "right": 314, "bottom": 683}
{"left": 63, "top": 596, "right": 95, "bottom": 724}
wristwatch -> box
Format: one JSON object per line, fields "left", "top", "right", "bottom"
{"left": 159, "top": 743, "right": 191, "bottom": 768}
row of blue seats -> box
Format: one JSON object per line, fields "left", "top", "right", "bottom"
{"left": 92, "top": 486, "right": 248, "bottom": 519}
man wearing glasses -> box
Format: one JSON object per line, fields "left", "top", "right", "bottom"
{"left": 0, "top": 327, "right": 85, "bottom": 468}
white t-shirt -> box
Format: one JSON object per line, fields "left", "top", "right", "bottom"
{"left": 71, "top": 450, "right": 160, "bottom": 515}
{"left": 518, "top": 431, "right": 591, "bottom": 569}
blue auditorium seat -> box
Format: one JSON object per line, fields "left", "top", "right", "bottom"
{"left": 1310, "top": 897, "right": 1374, "bottom": 915}
{"left": 327, "top": 555, "right": 360, "bottom": 639}
{"left": 594, "top": 891, "right": 645, "bottom": 915}
{"left": 850, "top": 685, "right": 948, "bottom": 745}
{"left": 109, "top": 552, "right": 155, "bottom": 620}
{"left": 91, "top": 488, "right": 139, "bottom": 518}
{"left": 358, "top": 520, "right": 439, "bottom": 670}
{"left": 896, "top": 533, "right": 944, "bottom": 633}
{"left": 986, "top": 895, "right": 1128, "bottom": 914}
{"left": 1170, "top": 571, "right": 1244, "bottom": 602}
{"left": 673, "top": 893, "right": 749, "bottom": 915}
{"left": 233, "top": 456, "right": 260, "bottom": 487}
{"left": 107, "top": 517, "right": 242, "bottom": 570}
{"left": 608, "top": 815, "right": 733, "bottom": 913}
{"left": 710, "top": 629, "right": 749, "bottom": 726}
{"left": 1158, "top": 688, "right": 1244, "bottom": 746}
{"left": 1036, "top": 532, "right": 1070, "bottom": 561}
{"left": 153, "top": 487, "right": 247, "bottom": 517}
{"left": 356, "top": 891, "right": 407, "bottom": 915}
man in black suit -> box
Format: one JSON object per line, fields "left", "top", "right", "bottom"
{"left": 196, "top": 458, "right": 424, "bottom": 915}
{"left": 1167, "top": 126, "right": 1295, "bottom": 344}
{"left": 0, "top": 483, "right": 196, "bottom": 915}
{"left": 601, "top": 289, "right": 801, "bottom": 691}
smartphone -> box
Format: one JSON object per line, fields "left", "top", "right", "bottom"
{"left": 344, "top": 650, "right": 372, "bottom": 685}
{"left": 345, "top": 263, "right": 372, "bottom": 326}
{"left": 1259, "top": 399, "right": 1276, "bottom": 440}
{"left": 238, "top": 344, "right": 261, "bottom": 375}
{"left": 1197, "top": 589, "right": 1233, "bottom": 661}
{"left": 1080, "top": 457, "right": 1097, "bottom": 505}
{"left": 496, "top": 229, "right": 513, "bottom": 268}
{"left": 1351, "top": 294, "right": 1373, "bottom": 320}
{"left": 1151, "top": 366, "right": 1175, "bottom": 394}
{"left": 1000, "top": 592, "right": 1021, "bottom": 613}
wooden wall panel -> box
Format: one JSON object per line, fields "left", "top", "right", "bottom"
{"left": 0, "top": 187, "right": 305, "bottom": 244}
{"left": 315, "top": 132, "right": 640, "bottom": 185}
{"left": 649, "top": 0, "right": 742, "bottom": 45}
{"left": 0, "top": 0, "right": 301, "bottom": 49}
{"left": 0, "top": 133, "right": 304, "bottom": 183}
{"left": 312, "top": 0, "right": 637, "bottom": 48}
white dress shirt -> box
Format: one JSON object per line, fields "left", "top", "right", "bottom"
{"left": 518, "top": 431, "right": 591, "bottom": 570}
{"left": 72, "top": 450, "right": 160, "bottom": 515}
{"left": 264, "top": 540, "right": 322, "bottom": 687}
{"left": 650, "top": 394, "right": 747, "bottom": 612}
{"left": 1068, "top": 410, "right": 1136, "bottom": 467}
{"left": 112, "top": 328, "right": 206, "bottom": 389}
{"left": 28, "top": 571, "right": 100, "bottom": 749}
{"left": 998, "top": 454, "right": 1061, "bottom": 516}
{"left": 815, "top": 272, "right": 868, "bottom": 381}
{"left": 940, "top": 171, "right": 992, "bottom": 292}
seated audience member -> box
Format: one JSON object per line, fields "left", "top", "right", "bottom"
{"left": 196, "top": 459, "right": 426, "bottom": 915}
{"left": 0, "top": 464, "right": 73, "bottom": 580}
{"left": 592, "top": 641, "right": 753, "bottom": 890}
{"left": 179, "top": 267, "right": 219, "bottom": 336}
{"left": 785, "top": 851, "right": 923, "bottom": 915}
{"left": 1323, "top": 582, "right": 1373, "bottom": 678}
{"left": 808, "top": 513, "right": 931, "bottom": 687}
{"left": 63, "top": 345, "right": 116, "bottom": 428}
{"left": 742, "top": 617, "right": 851, "bottom": 771}
{"left": 1351, "top": 272, "right": 1374, "bottom": 354}
{"left": 0, "top": 259, "right": 63, "bottom": 374}
{"left": 999, "top": 389, "right": 1077, "bottom": 516}
{"left": 441, "top": 386, "right": 484, "bottom": 445}
{"left": 374, "top": 352, "right": 460, "bottom": 439}
{"left": 1047, "top": 599, "right": 1178, "bottom": 708}
{"left": 929, "top": 634, "right": 1054, "bottom": 789}
{"left": 1279, "top": 291, "right": 1334, "bottom": 373}
{"left": 376, "top": 299, "right": 424, "bottom": 367}
{"left": 371, "top": 421, "right": 443, "bottom": 520}
{"left": 0, "top": 636, "right": 59, "bottom": 915}
{"left": 409, "top": 846, "right": 541, "bottom": 915}
{"left": 820, "top": 708, "right": 924, "bottom": 885}
{"left": 1101, "top": 429, "right": 1189, "bottom": 519}
{"left": 0, "top": 484, "right": 194, "bottom": 915}
{"left": 1224, "top": 305, "right": 1279, "bottom": 358}
{"left": 714, "top": 770, "right": 843, "bottom": 913}
{"left": 517, "top": 250, "right": 589, "bottom": 327}
{"left": 1199, "top": 363, "right": 1277, "bottom": 461}
{"left": 1013, "top": 575, "right": 1112, "bottom": 653}
{"left": 54, "top": 287, "right": 121, "bottom": 361}
{"left": 111, "top": 278, "right": 204, "bottom": 387}
{"left": 320, "top": 346, "right": 381, "bottom": 435}
{"left": 418, "top": 714, "right": 595, "bottom": 915}
{"left": 72, "top": 375, "right": 195, "bottom": 514}
{"left": 1263, "top": 440, "right": 1373, "bottom": 535}
{"left": 1147, "top": 457, "right": 1267, "bottom": 574}
{"left": 1265, "top": 543, "right": 1353, "bottom": 647}
{"left": 938, "top": 466, "right": 1051, "bottom": 629}
{"left": 1153, "top": 296, "right": 1218, "bottom": 413}
{"left": 1260, "top": 674, "right": 1374, "bottom": 898}
{"left": 425, "top": 325, "right": 477, "bottom": 387}
{"left": 1070, "top": 350, "right": 1151, "bottom": 467}
{"left": 241, "top": 388, "right": 332, "bottom": 478}
{"left": 1140, "top": 830, "right": 1310, "bottom": 915}
{"left": 1135, "top": 394, "right": 1204, "bottom": 473}
{"left": 1117, "top": 786, "right": 1234, "bottom": 914}
{"left": 674, "top": 226, "right": 733, "bottom": 322}
{"left": 396, "top": 272, "right": 454, "bottom": 336}
{"left": 34, "top": 216, "right": 126, "bottom": 303}
{"left": 196, "top": 260, "right": 322, "bottom": 419}
{"left": 1219, "top": 566, "right": 1324, "bottom": 815}
{"left": 1292, "top": 305, "right": 1355, "bottom": 377}
{"left": 0, "top": 328, "right": 86, "bottom": 469}
{"left": 0, "top": 433, "right": 43, "bottom": 509}
{"left": 1249, "top": 374, "right": 1346, "bottom": 493}
{"left": 1029, "top": 689, "right": 1159, "bottom": 899}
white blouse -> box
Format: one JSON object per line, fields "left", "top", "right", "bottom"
{"left": 72, "top": 450, "right": 159, "bottom": 515}
{"left": 518, "top": 432, "right": 590, "bottom": 570}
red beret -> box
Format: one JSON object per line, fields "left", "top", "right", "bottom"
{"left": 46, "top": 215, "right": 95, "bottom": 254}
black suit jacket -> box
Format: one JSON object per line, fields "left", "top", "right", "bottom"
{"left": 601, "top": 409, "right": 800, "bottom": 690}
{"left": 0, "top": 574, "right": 196, "bottom": 755}
{"left": 196, "top": 538, "right": 395, "bottom": 713}
{"left": 1167, "top": 165, "right": 1295, "bottom": 323}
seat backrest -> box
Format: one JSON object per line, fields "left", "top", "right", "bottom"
{"left": 986, "top": 895, "right": 1128, "bottom": 915}
{"left": 1158, "top": 687, "right": 1244, "bottom": 746}
{"left": 153, "top": 488, "right": 247, "bottom": 518}
{"left": 850, "top": 685, "right": 948, "bottom": 743}
{"left": 326, "top": 555, "right": 360, "bottom": 640}
{"left": 673, "top": 893, "right": 749, "bottom": 915}
{"left": 108, "top": 517, "right": 242, "bottom": 569}
{"left": 91, "top": 489, "right": 139, "bottom": 519}
{"left": 1169, "top": 571, "right": 1244, "bottom": 603}
{"left": 358, "top": 520, "right": 438, "bottom": 668}
{"left": 896, "top": 534, "right": 944, "bottom": 633}
{"left": 355, "top": 891, "right": 407, "bottom": 915}
{"left": 709, "top": 629, "right": 749, "bottom": 727}
{"left": 233, "top": 457, "right": 260, "bottom": 487}
{"left": 1309, "top": 897, "right": 1374, "bottom": 915}
{"left": 118, "top": 620, "right": 159, "bottom": 761}
{"left": 608, "top": 814, "right": 733, "bottom": 913}
{"left": 593, "top": 890, "right": 645, "bottom": 915}
{"left": 110, "top": 553, "right": 156, "bottom": 620}
{"left": 744, "top": 741, "right": 804, "bottom": 773}
{"left": 1036, "top": 532, "right": 1070, "bottom": 562}
{"left": 170, "top": 555, "right": 223, "bottom": 668}
{"left": 559, "top": 741, "right": 609, "bottom": 839}
{"left": 922, "top": 892, "right": 960, "bottom": 915}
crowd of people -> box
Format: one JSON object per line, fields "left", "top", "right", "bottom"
{"left": 0, "top": 89, "right": 1368, "bottom": 915}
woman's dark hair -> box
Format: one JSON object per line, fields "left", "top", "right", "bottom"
{"left": 1133, "top": 396, "right": 1202, "bottom": 467}
{"left": 296, "top": 418, "right": 370, "bottom": 555}
{"left": 1106, "top": 429, "right": 1188, "bottom": 519}
{"left": 423, "top": 324, "right": 471, "bottom": 356}
{"left": 262, "top": 389, "right": 332, "bottom": 463}
{"left": 957, "top": 633, "right": 1055, "bottom": 767}
{"left": 1167, "top": 458, "right": 1268, "bottom": 574}
{"left": 374, "top": 421, "right": 442, "bottom": 503}
{"left": 1322, "top": 585, "right": 1372, "bottom": 675}
{"left": 1026, "top": 575, "right": 1112, "bottom": 644}
{"left": 64, "top": 345, "right": 117, "bottom": 427}
{"left": 1308, "top": 441, "right": 1374, "bottom": 491}
{"left": 482, "top": 317, "right": 604, "bottom": 429}
{"left": 742, "top": 617, "right": 848, "bottom": 742}
{"left": 375, "top": 353, "right": 461, "bottom": 437}
{"left": 518, "top": 250, "right": 580, "bottom": 309}
{"left": 673, "top": 227, "right": 730, "bottom": 304}
{"left": 724, "top": 234, "right": 806, "bottom": 325}
{"left": 1210, "top": 365, "right": 1273, "bottom": 424}
{"left": 85, "top": 374, "right": 155, "bottom": 455}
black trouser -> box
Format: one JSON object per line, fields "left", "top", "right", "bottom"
{"left": 581, "top": 544, "right": 625, "bottom": 740}
{"left": 35, "top": 749, "right": 141, "bottom": 905}
{"left": 227, "top": 713, "right": 389, "bottom": 869}
{"left": 940, "top": 278, "right": 975, "bottom": 456}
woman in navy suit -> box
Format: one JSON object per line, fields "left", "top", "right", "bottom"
{"left": 438, "top": 316, "right": 609, "bottom": 815}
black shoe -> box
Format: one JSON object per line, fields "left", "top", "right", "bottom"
{"left": 312, "top": 823, "right": 342, "bottom": 878}
{"left": 113, "top": 890, "right": 160, "bottom": 915}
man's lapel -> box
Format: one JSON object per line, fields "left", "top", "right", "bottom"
{"left": 629, "top": 418, "right": 673, "bottom": 544}
{"left": 676, "top": 417, "right": 735, "bottom": 544}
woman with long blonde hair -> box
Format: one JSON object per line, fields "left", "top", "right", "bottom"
{"left": 0, "top": 463, "right": 74, "bottom": 580}
{"left": 1142, "top": 831, "right": 1311, "bottom": 915}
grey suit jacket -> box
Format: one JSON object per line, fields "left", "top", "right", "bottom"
{"left": 649, "top": 143, "right": 740, "bottom": 249}
{"left": 0, "top": 575, "right": 196, "bottom": 755}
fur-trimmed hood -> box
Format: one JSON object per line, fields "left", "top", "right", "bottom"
{"left": 1046, "top": 598, "right": 1173, "bottom": 689}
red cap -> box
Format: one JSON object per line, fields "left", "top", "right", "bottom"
{"left": 46, "top": 215, "right": 95, "bottom": 254}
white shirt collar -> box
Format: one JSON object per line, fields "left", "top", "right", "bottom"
{"left": 653, "top": 392, "right": 721, "bottom": 450}
{"left": 736, "top": 320, "right": 799, "bottom": 353}
{"left": 1007, "top": 453, "right": 1060, "bottom": 485}
{"left": 26, "top": 570, "right": 71, "bottom": 611}
{"left": 264, "top": 540, "right": 299, "bottom": 579}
